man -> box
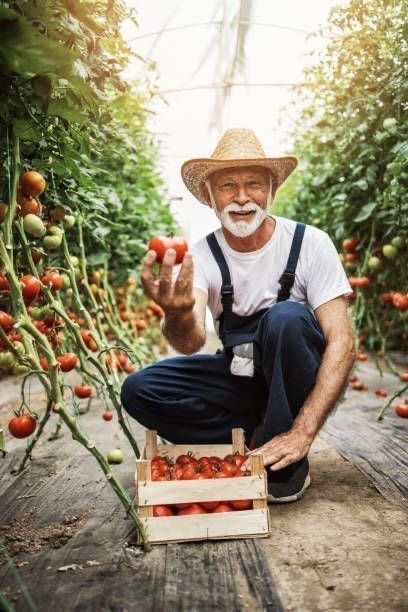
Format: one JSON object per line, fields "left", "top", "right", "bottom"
{"left": 121, "top": 128, "right": 355, "bottom": 503}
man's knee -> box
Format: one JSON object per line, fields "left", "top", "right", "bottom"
{"left": 260, "top": 301, "right": 310, "bottom": 340}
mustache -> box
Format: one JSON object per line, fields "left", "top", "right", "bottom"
{"left": 223, "top": 202, "right": 261, "bottom": 213}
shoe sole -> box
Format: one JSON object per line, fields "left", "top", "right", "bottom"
{"left": 267, "top": 473, "right": 312, "bottom": 504}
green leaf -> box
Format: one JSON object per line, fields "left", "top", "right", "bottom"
{"left": 354, "top": 201, "right": 377, "bottom": 223}
{"left": 13, "top": 120, "right": 41, "bottom": 142}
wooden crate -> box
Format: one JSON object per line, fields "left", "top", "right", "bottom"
{"left": 135, "top": 428, "right": 270, "bottom": 544}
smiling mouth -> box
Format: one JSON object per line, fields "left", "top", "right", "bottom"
{"left": 230, "top": 210, "right": 255, "bottom": 217}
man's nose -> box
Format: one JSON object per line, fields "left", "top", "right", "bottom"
{"left": 236, "top": 186, "right": 250, "bottom": 204}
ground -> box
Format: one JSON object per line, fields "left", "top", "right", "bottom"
{"left": 0, "top": 337, "right": 407, "bottom": 611}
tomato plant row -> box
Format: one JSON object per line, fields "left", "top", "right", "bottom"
{"left": 0, "top": 1, "right": 178, "bottom": 550}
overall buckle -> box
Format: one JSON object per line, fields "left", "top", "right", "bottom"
{"left": 221, "top": 284, "right": 234, "bottom": 305}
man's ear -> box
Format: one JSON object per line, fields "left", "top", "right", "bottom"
{"left": 201, "top": 183, "right": 211, "bottom": 205}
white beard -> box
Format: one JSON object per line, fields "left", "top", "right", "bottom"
{"left": 214, "top": 203, "right": 268, "bottom": 237}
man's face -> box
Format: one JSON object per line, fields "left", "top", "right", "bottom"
{"left": 204, "top": 166, "right": 272, "bottom": 238}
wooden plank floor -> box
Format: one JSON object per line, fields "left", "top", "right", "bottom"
{"left": 322, "top": 360, "right": 408, "bottom": 509}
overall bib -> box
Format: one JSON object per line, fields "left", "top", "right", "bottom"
{"left": 121, "top": 223, "right": 326, "bottom": 448}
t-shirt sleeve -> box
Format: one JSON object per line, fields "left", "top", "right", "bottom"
{"left": 306, "top": 232, "right": 352, "bottom": 311}
{"left": 190, "top": 246, "right": 209, "bottom": 293}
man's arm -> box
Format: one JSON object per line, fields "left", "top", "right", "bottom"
{"left": 243, "top": 296, "right": 356, "bottom": 471}
{"left": 163, "top": 288, "right": 207, "bottom": 354}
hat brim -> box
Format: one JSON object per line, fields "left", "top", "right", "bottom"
{"left": 181, "top": 156, "right": 298, "bottom": 206}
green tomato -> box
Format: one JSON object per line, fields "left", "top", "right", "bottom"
{"left": 43, "top": 234, "right": 63, "bottom": 250}
{"left": 23, "top": 214, "right": 46, "bottom": 238}
{"left": 383, "top": 118, "right": 397, "bottom": 130}
{"left": 12, "top": 363, "right": 31, "bottom": 375}
{"left": 338, "top": 253, "right": 345, "bottom": 263}
{"left": 0, "top": 351, "right": 16, "bottom": 370}
{"left": 107, "top": 449, "right": 124, "bottom": 464}
{"left": 70, "top": 256, "right": 80, "bottom": 267}
{"left": 63, "top": 215, "right": 76, "bottom": 229}
{"left": 48, "top": 225, "right": 63, "bottom": 236}
{"left": 382, "top": 244, "right": 398, "bottom": 259}
{"left": 31, "top": 306, "right": 44, "bottom": 321}
{"left": 391, "top": 236, "right": 405, "bottom": 249}
{"left": 61, "top": 273, "right": 70, "bottom": 287}
{"left": 42, "top": 306, "right": 54, "bottom": 319}
{"left": 368, "top": 256, "right": 382, "bottom": 270}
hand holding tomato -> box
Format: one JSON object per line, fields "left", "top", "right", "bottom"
{"left": 148, "top": 235, "right": 188, "bottom": 264}
{"left": 141, "top": 243, "right": 195, "bottom": 317}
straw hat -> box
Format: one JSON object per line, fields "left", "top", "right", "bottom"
{"left": 181, "top": 128, "right": 298, "bottom": 206}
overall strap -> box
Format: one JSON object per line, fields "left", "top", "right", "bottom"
{"left": 206, "top": 233, "right": 234, "bottom": 323}
{"left": 276, "top": 222, "right": 306, "bottom": 302}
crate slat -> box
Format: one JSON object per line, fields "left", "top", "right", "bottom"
{"left": 136, "top": 473, "right": 266, "bottom": 506}
{"left": 140, "top": 509, "right": 270, "bottom": 544}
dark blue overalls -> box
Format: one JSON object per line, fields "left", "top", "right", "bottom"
{"left": 121, "top": 223, "right": 326, "bottom": 462}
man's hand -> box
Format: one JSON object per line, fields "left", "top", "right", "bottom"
{"left": 241, "top": 429, "right": 313, "bottom": 472}
{"left": 140, "top": 248, "right": 195, "bottom": 316}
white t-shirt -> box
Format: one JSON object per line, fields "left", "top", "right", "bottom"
{"left": 187, "top": 215, "right": 352, "bottom": 327}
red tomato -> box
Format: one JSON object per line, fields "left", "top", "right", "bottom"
{"left": 212, "top": 503, "right": 234, "bottom": 513}
{"left": 230, "top": 499, "right": 253, "bottom": 511}
{"left": 219, "top": 460, "right": 237, "bottom": 476}
{"left": 175, "top": 454, "right": 196, "bottom": 467}
{"left": 392, "top": 293, "right": 408, "bottom": 310}
{"left": 20, "top": 275, "right": 41, "bottom": 305}
{"left": 40, "top": 357, "right": 48, "bottom": 370}
{"left": 199, "top": 501, "right": 220, "bottom": 511}
{"left": 0, "top": 310, "right": 14, "bottom": 330}
{"left": 395, "top": 402, "right": 408, "bottom": 418}
{"left": 400, "top": 372, "right": 408, "bottom": 383}
{"left": 42, "top": 270, "right": 64, "bottom": 292}
{"left": 342, "top": 237, "right": 359, "bottom": 253}
{"left": 178, "top": 503, "right": 206, "bottom": 515}
{"left": 0, "top": 273, "right": 10, "bottom": 291}
{"left": 57, "top": 353, "right": 77, "bottom": 372}
{"left": 74, "top": 384, "right": 93, "bottom": 399}
{"left": 102, "top": 412, "right": 113, "bottom": 421}
{"left": 375, "top": 389, "right": 388, "bottom": 398}
{"left": 148, "top": 235, "right": 188, "bottom": 264}
{"left": 180, "top": 464, "right": 197, "bottom": 480}
{"left": 152, "top": 472, "right": 171, "bottom": 482}
{"left": 153, "top": 505, "right": 174, "bottom": 517}
{"left": 345, "top": 252, "right": 358, "bottom": 263}
{"left": 17, "top": 192, "right": 41, "bottom": 217}
{"left": 355, "top": 276, "right": 370, "bottom": 288}
{"left": 8, "top": 414, "right": 37, "bottom": 438}
{"left": 213, "top": 471, "right": 231, "bottom": 479}
{"left": 224, "top": 453, "right": 246, "bottom": 468}
{"left": 20, "top": 171, "right": 46, "bottom": 197}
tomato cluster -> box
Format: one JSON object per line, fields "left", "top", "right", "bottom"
{"left": 151, "top": 452, "right": 254, "bottom": 517}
